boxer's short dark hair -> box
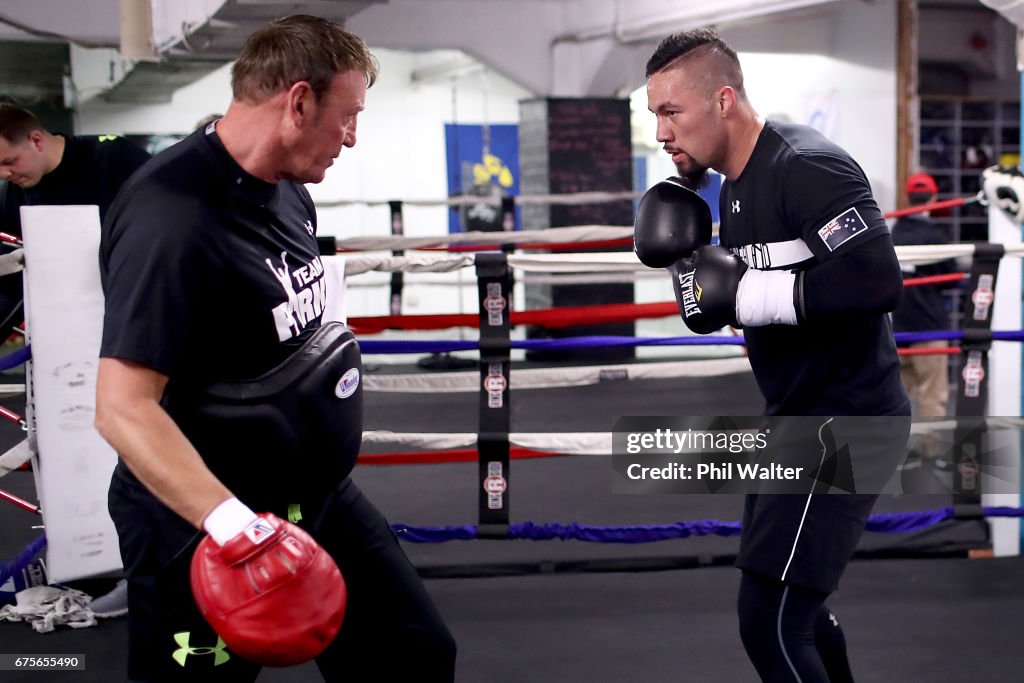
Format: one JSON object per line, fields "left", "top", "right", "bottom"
{"left": 645, "top": 28, "right": 745, "bottom": 98}
{"left": 0, "top": 103, "right": 44, "bottom": 143}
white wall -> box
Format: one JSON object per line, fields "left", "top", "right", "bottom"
{"left": 629, "top": 0, "right": 898, "bottom": 351}
{"left": 72, "top": 0, "right": 899, "bottom": 332}
{"left": 73, "top": 48, "right": 533, "bottom": 324}
{"left": 312, "top": 49, "right": 533, "bottom": 324}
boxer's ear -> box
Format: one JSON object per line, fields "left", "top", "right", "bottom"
{"left": 717, "top": 86, "right": 737, "bottom": 116}
{"left": 286, "top": 81, "right": 315, "bottom": 126}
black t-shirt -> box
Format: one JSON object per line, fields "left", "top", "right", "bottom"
{"left": 718, "top": 120, "right": 907, "bottom": 416}
{"left": 890, "top": 215, "right": 956, "bottom": 332}
{"left": 0, "top": 134, "right": 151, "bottom": 236}
{"left": 101, "top": 126, "right": 325, "bottom": 381}
{"left": 100, "top": 126, "right": 328, "bottom": 500}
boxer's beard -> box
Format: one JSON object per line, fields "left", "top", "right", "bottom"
{"left": 674, "top": 163, "right": 710, "bottom": 190}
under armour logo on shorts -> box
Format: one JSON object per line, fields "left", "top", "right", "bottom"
{"left": 171, "top": 632, "right": 230, "bottom": 667}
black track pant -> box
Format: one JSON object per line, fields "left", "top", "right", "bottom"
{"left": 110, "top": 471, "right": 456, "bottom": 682}
{"left": 737, "top": 571, "right": 855, "bottom": 683}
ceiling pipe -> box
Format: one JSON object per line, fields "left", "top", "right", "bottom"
{"left": 120, "top": 0, "right": 158, "bottom": 60}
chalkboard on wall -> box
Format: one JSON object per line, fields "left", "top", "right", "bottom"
{"left": 518, "top": 97, "right": 636, "bottom": 361}
{"left": 545, "top": 98, "right": 634, "bottom": 227}
{"left": 519, "top": 97, "right": 634, "bottom": 229}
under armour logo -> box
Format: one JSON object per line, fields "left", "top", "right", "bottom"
{"left": 303, "top": 219, "right": 314, "bottom": 235}
{"left": 732, "top": 200, "right": 741, "bottom": 214}
{"left": 171, "top": 632, "right": 230, "bottom": 667}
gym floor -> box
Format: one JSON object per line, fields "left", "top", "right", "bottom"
{"left": 2, "top": 366, "right": 1022, "bottom": 681}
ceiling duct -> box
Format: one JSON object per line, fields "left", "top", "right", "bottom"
{"left": 105, "top": 0, "right": 382, "bottom": 104}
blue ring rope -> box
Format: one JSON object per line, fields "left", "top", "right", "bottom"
{"left": 0, "top": 533, "right": 46, "bottom": 587}
{"left": 359, "top": 330, "right": 1024, "bottom": 354}
{"left": 0, "top": 344, "right": 29, "bottom": 372}
{"left": 392, "top": 506, "right": 1024, "bottom": 543}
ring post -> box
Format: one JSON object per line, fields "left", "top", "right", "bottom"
{"left": 388, "top": 201, "right": 405, "bottom": 316}
{"left": 475, "top": 252, "right": 512, "bottom": 538}
{"left": 953, "top": 243, "right": 1003, "bottom": 521}
{"left": 983, "top": 200, "right": 1021, "bottom": 556}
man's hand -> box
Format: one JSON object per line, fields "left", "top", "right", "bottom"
{"left": 191, "top": 503, "right": 347, "bottom": 666}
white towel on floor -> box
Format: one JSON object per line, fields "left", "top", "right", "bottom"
{"left": 0, "top": 585, "right": 97, "bottom": 633}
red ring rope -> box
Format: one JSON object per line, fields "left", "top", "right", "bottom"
{"left": 898, "top": 346, "right": 959, "bottom": 356}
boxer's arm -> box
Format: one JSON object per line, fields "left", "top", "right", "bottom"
{"left": 94, "top": 357, "right": 233, "bottom": 529}
{"left": 797, "top": 232, "right": 903, "bottom": 322}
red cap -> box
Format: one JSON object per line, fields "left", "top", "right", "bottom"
{"left": 905, "top": 172, "right": 938, "bottom": 195}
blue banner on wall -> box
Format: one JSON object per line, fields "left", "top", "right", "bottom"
{"left": 445, "top": 123, "right": 520, "bottom": 233}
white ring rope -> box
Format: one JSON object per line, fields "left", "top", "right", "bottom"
{"left": 364, "top": 357, "right": 752, "bottom": 393}
{"left": 895, "top": 244, "right": 979, "bottom": 265}
{"left": 516, "top": 271, "right": 667, "bottom": 285}
{"left": 346, "top": 270, "right": 667, "bottom": 287}
{"left": 346, "top": 253, "right": 475, "bottom": 275}
{"left": 363, "top": 430, "right": 613, "bottom": 456}
{"left": 343, "top": 243, "right": 1015, "bottom": 276}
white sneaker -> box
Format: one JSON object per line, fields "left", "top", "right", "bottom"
{"left": 89, "top": 579, "right": 128, "bottom": 618}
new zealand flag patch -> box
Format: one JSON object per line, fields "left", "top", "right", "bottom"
{"left": 817, "top": 207, "right": 869, "bottom": 252}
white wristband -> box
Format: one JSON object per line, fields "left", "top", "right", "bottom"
{"left": 735, "top": 268, "right": 797, "bottom": 327}
{"left": 203, "top": 497, "right": 259, "bottom": 546}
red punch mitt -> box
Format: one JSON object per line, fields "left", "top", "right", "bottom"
{"left": 190, "top": 513, "right": 347, "bottom": 666}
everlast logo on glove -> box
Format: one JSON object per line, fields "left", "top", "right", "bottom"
{"left": 671, "top": 246, "right": 747, "bottom": 335}
{"left": 678, "top": 269, "right": 702, "bottom": 317}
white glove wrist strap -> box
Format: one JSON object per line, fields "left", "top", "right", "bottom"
{"left": 735, "top": 269, "right": 798, "bottom": 326}
{"left": 203, "top": 497, "right": 259, "bottom": 546}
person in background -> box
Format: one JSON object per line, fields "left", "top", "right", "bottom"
{"left": 0, "top": 102, "right": 151, "bottom": 618}
{"left": 0, "top": 103, "right": 151, "bottom": 238}
{"left": 891, "top": 173, "right": 958, "bottom": 470}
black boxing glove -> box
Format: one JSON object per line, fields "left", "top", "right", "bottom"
{"left": 633, "top": 178, "right": 713, "bottom": 268}
{"left": 671, "top": 246, "right": 746, "bottom": 334}
{"left": 671, "top": 246, "right": 799, "bottom": 334}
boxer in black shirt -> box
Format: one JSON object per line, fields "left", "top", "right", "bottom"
{"left": 638, "top": 28, "right": 910, "bottom": 682}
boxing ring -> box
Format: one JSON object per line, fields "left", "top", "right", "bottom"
{"left": 1, "top": 192, "right": 1024, "bottom": 587}
{"left": 1, "top": 193, "right": 1024, "bottom": 682}
{"left": 0, "top": 188, "right": 1019, "bottom": 577}
{"left": 336, "top": 230, "right": 1023, "bottom": 576}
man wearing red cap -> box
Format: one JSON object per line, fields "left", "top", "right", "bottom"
{"left": 891, "top": 173, "right": 957, "bottom": 469}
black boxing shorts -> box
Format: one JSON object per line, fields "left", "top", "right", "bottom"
{"left": 171, "top": 322, "right": 363, "bottom": 512}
